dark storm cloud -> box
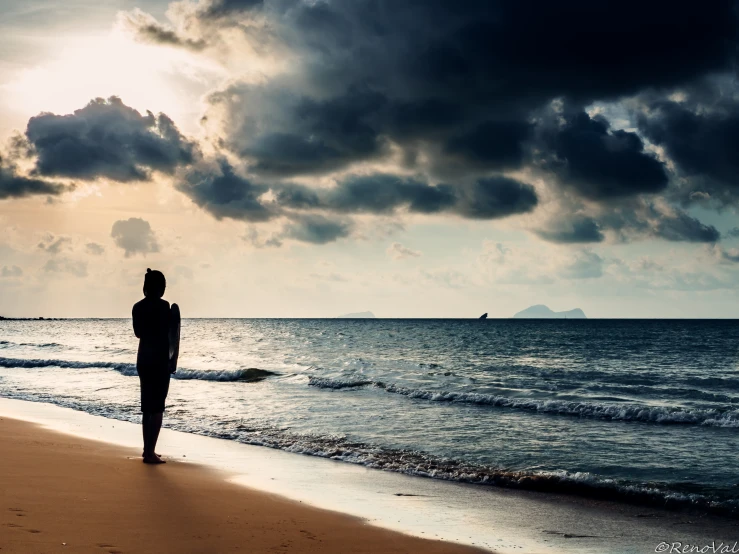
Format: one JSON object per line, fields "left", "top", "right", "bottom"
{"left": 529, "top": 105, "right": 721, "bottom": 245}
{"left": 284, "top": 0, "right": 737, "bottom": 103}
{"left": 318, "top": 174, "right": 457, "bottom": 215}
{"left": 599, "top": 203, "right": 720, "bottom": 243}
{"left": 114, "top": 0, "right": 739, "bottom": 247}
{"left": 25, "top": 97, "right": 198, "bottom": 182}
{"left": 650, "top": 209, "right": 721, "bottom": 243}
{"left": 535, "top": 201, "right": 721, "bottom": 245}
{"left": 637, "top": 87, "right": 739, "bottom": 206}
{"left": 124, "top": 12, "right": 207, "bottom": 51}
{"left": 401, "top": 1, "right": 736, "bottom": 104}
{"left": 385, "top": 99, "right": 466, "bottom": 140}
{"left": 534, "top": 216, "right": 605, "bottom": 244}
{"left": 199, "top": 0, "right": 265, "bottom": 19}
{"left": 282, "top": 214, "right": 352, "bottom": 245}
{"left": 118, "top": 0, "right": 739, "bottom": 222}
{"left": 211, "top": 86, "right": 389, "bottom": 177}
{"left": 196, "top": 0, "right": 737, "bottom": 178}
{"left": 177, "top": 159, "right": 274, "bottom": 222}
{"left": 111, "top": 218, "right": 159, "bottom": 257}
{"left": 453, "top": 177, "right": 538, "bottom": 219}
{"left": 541, "top": 111, "right": 668, "bottom": 200}
{"left": 138, "top": 25, "right": 206, "bottom": 50}
{"left": 445, "top": 120, "right": 533, "bottom": 169}
{"left": 0, "top": 156, "right": 70, "bottom": 199}
{"left": 316, "top": 174, "right": 538, "bottom": 219}
{"left": 179, "top": 166, "right": 538, "bottom": 223}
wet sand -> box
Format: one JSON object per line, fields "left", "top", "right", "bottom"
{"left": 0, "top": 417, "right": 484, "bottom": 553}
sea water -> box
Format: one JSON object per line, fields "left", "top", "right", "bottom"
{"left": 1, "top": 318, "right": 738, "bottom": 516}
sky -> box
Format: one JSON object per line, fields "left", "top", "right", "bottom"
{"left": 2, "top": 0, "right": 739, "bottom": 318}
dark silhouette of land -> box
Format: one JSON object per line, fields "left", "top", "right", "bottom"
{"left": 513, "top": 305, "right": 587, "bottom": 319}
{"left": 0, "top": 316, "right": 63, "bottom": 320}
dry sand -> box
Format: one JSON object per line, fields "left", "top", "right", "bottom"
{"left": 0, "top": 417, "right": 485, "bottom": 554}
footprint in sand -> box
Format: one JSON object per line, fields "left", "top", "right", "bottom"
{"left": 24, "top": 529, "right": 41, "bottom": 534}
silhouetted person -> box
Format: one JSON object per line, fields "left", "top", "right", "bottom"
{"left": 132, "top": 268, "right": 171, "bottom": 464}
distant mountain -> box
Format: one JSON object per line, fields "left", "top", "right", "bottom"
{"left": 336, "top": 311, "right": 376, "bottom": 319}
{"left": 513, "top": 305, "right": 586, "bottom": 319}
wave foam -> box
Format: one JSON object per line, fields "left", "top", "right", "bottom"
{"left": 0, "top": 357, "right": 276, "bottom": 382}
{"left": 176, "top": 367, "right": 276, "bottom": 382}
{"left": 0, "top": 340, "right": 64, "bottom": 348}
{"left": 308, "top": 377, "right": 739, "bottom": 427}
{"left": 308, "top": 376, "right": 372, "bottom": 389}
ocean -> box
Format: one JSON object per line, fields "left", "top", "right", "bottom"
{"left": 1, "top": 318, "right": 738, "bottom": 516}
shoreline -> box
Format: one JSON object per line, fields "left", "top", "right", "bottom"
{"left": 1, "top": 398, "right": 738, "bottom": 554}
{"left": 0, "top": 414, "right": 485, "bottom": 554}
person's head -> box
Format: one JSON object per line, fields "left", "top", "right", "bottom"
{"left": 143, "top": 268, "right": 166, "bottom": 298}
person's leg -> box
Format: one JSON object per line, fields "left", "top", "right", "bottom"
{"left": 150, "top": 412, "right": 163, "bottom": 453}
{"left": 142, "top": 412, "right": 151, "bottom": 456}
{"left": 141, "top": 413, "right": 162, "bottom": 458}
{"left": 140, "top": 373, "right": 156, "bottom": 458}
{"left": 141, "top": 412, "right": 151, "bottom": 457}
{"left": 143, "top": 411, "right": 165, "bottom": 464}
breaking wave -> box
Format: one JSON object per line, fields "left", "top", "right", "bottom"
{"left": 308, "top": 377, "right": 739, "bottom": 427}
{"left": 0, "top": 340, "right": 64, "bottom": 348}
{"left": 0, "top": 357, "right": 276, "bottom": 382}
{"left": 308, "top": 376, "right": 373, "bottom": 389}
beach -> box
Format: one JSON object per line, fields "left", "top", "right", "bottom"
{"left": 0, "top": 415, "right": 483, "bottom": 554}
{"left": 2, "top": 398, "right": 739, "bottom": 554}
{"left": 3, "top": 319, "right": 739, "bottom": 553}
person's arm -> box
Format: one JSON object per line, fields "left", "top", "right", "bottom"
{"left": 132, "top": 303, "right": 142, "bottom": 338}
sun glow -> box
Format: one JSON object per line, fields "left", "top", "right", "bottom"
{"left": 1, "top": 29, "right": 223, "bottom": 130}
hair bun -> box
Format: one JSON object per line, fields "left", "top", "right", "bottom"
{"left": 146, "top": 268, "right": 152, "bottom": 273}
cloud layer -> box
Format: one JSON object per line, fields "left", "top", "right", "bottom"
{"left": 25, "top": 97, "right": 197, "bottom": 182}
{"left": 6, "top": 0, "right": 739, "bottom": 251}
{"left": 0, "top": 155, "right": 70, "bottom": 199}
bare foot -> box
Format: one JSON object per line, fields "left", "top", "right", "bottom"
{"left": 143, "top": 455, "right": 166, "bottom": 464}
{"left": 141, "top": 452, "right": 161, "bottom": 458}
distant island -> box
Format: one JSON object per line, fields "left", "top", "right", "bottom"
{"left": 513, "top": 305, "right": 587, "bottom": 319}
{"left": 0, "top": 316, "right": 59, "bottom": 321}
{"left": 336, "top": 311, "right": 376, "bottom": 319}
